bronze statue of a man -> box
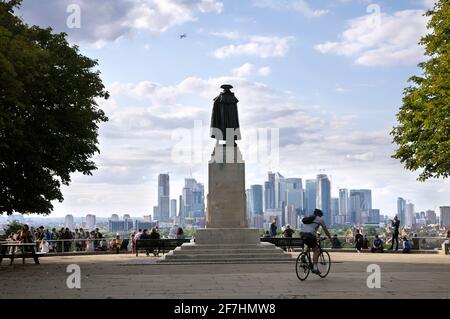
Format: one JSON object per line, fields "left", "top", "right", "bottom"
{"left": 210, "top": 84, "right": 241, "bottom": 144}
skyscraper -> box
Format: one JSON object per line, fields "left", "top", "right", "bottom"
{"left": 339, "top": 188, "right": 349, "bottom": 223}
{"left": 305, "top": 179, "right": 317, "bottom": 215}
{"left": 65, "top": 214, "right": 74, "bottom": 229}
{"left": 264, "top": 181, "right": 275, "bottom": 211}
{"left": 349, "top": 189, "right": 372, "bottom": 225}
{"left": 397, "top": 197, "right": 407, "bottom": 226}
{"left": 331, "top": 198, "right": 339, "bottom": 225}
{"left": 182, "top": 178, "right": 205, "bottom": 218}
{"left": 264, "top": 172, "right": 276, "bottom": 211}
{"left": 158, "top": 173, "right": 170, "bottom": 222}
{"left": 406, "top": 202, "right": 415, "bottom": 228}
{"left": 170, "top": 199, "right": 177, "bottom": 219}
{"left": 274, "top": 172, "right": 286, "bottom": 210}
{"left": 316, "top": 174, "right": 331, "bottom": 225}
{"left": 285, "top": 178, "right": 303, "bottom": 215}
{"left": 440, "top": 206, "right": 450, "bottom": 227}
{"left": 111, "top": 214, "right": 119, "bottom": 222}
{"left": 249, "top": 185, "right": 263, "bottom": 216}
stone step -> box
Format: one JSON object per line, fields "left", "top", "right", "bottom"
{"left": 164, "top": 252, "right": 294, "bottom": 260}
{"left": 170, "top": 247, "right": 286, "bottom": 255}
{"left": 177, "top": 243, "right": 277, "bottom": 250}
{"left": 158, "top": 258, "right": 296, "bottom": 264}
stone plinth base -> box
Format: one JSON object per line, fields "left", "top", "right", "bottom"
{"left": 195, "top": 228, "right": 259, "bottom": 245}
{"left": 160, "top": 228, "right": 294, "bottom": 264}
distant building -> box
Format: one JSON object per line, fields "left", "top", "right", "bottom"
{"left": 305, "top": 179, "right": 317, "bottom": 215}
{"left": 339, "top": 189, "right": 349, "bottom": 223}
{"left": 284, "top": 205, "right": 297, "bottom": 228}
{"left": 123, "top": 214, "right": 131, "bottom": 220}
{"left": 181, "top": 178, "right": 205, "bottom": 218}
{"left": 108, "top": 219, "right": 133, "bottom": 233}
{"left": 426, "top": 210, "right": 436, "bottom": 225}
{"left": 286, "top": 178, "right": 303, "bottom": 214}
{"left": 264, "top": 181, "right": 275, "bottom": 211}
{"left": 249, "top": 185, "right": 263, "bottom": 216}
{"left": 153, "top": 206, "right": 159, "bottom": 221}
{"left": 111, "top": 214, "right": 119, "bottom": 222}
{"left": 349, "top": 189, "right": 372, "bottom": 225}
{"left": 65, "top": 215, "right": 74, "bottom": 229}
{"left": 170, "top": 199, "right": 177, "bottom": 219}
{"left": 440, "top": 206, "right": 450, "bottom": 227}
{"left": 369, "top": 209, "right": 380, "bottom": 224}
{"left": 273, "top": 172, "right": 286, "bottom": 210}
{"left": 264, "top": 172, "right": 276, "bottom": 211}
{"left": 331, "top": 198, "right": 339, "bottom": 220}
{"left": 134, "top": 220, "right": 157, "bottom": 231}
{"left": 158, "top": 173, "right": 170, "bottom": 222}
{"left": 406, "top": 203, "right": 415, "bottom": 228}
{"left": 316, "top": 174, "right": 331, "bottom": 225}
{"left": 85, "top": 214, "right": 96, "bottom": 230}
{"left": 143, "top": 215, "right": 152, "bottom": 222}
{"left": 397, "top": 197, "right": 407, "bottom": 227}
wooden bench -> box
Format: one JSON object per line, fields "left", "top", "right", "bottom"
{"left": 260, "top": 237, "right": 304, "bottom": 250}
{"left": 135, "top": 239, "right": 191, "bottom": 256}
{"left": 0, "top": 242, "right": 44, "bottom": 265}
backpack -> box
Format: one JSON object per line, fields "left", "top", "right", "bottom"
{"left": 302, "top": 215, "right": 316, "bottom": 224}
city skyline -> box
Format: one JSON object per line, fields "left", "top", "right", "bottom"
{"left": 11, "top": 0, "right": 449, "bottom": 217}
{"left": 40, "top": 170, "right": 446, "bottom": 221}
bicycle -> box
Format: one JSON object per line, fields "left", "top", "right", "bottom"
{"left": 296, "top": 236, "right": 331, "bottom": 281}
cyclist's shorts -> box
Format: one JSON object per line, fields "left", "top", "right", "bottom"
{"left": 300, "top": 232, "right": 317, "bottom": 248}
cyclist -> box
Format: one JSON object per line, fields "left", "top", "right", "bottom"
{"left": 300, "top": 208, "right": 332, "bottom": 274}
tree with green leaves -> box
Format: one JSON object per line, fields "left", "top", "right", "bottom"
{"left": 2, "top": 220, "right": 23, "bottom": 238}
{"left": 0, "top": 1, "right": 108, "bottom": 215}
{"left": 392, "top": 0, "right": 450, "bottom": 181}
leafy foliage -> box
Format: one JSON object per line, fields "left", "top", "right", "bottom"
{"left": 3, "top": 220, "right": 23, "bottom": 237}
{"left": 392, "top": 0, "right": 450, "bottom": 181}
{"left": 0, "top": 1, "right": 108, "bottom": 215}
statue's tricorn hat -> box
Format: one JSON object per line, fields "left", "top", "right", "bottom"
{"left": 220, "top": 84, "right": 233, "bottom": 90}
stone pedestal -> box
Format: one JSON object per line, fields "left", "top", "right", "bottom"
{"left": 207, "top": 145, "right": 246, "bottom": 228}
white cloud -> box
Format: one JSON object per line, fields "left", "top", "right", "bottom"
{"left": 18, "top": 0, "right": 224, "bottom": 45}
{"left": 214, "top": 36, "right": 294, "bottom": 59}
{"left": 315, "top": 9, "right": 429, "bottom": 66}
{"left": 258, "top": 66, "right": 272, "bottom": 77}
{"left": 209, "top": 31, "right": 243, "bottom": 40}
{"left": 252, "top": 0, "right": 328, "bottom": 17}
{"left": 231, "top": 63, "right": 254, "bottom": 77}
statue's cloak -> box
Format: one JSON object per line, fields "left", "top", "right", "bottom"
{"left": 210, "top": 91, "right": 241, "bottom": 141}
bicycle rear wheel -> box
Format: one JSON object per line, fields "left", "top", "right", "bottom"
{"left": 317, "top": 250, "right": 331, "bottom": 278}
{"left": 295, "top": 252, "right": 310, "bottom": 281}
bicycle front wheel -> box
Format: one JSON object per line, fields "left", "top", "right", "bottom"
{"left": 317, "top": 250, "right": 331, "bottom": 278}
{"left": 295, "top": 252, "right": 310, "bottom": 281}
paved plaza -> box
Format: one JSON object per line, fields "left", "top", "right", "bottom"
{"left": 1, "top": 253, "right": 449, "bottom": 299}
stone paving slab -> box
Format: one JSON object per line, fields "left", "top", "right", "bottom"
{"left": 0, "top": 253, "right": 449, "bottom": 299}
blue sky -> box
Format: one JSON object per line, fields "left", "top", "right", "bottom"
{"left": 17, "top": 0, "right": 448, "bottom": 217}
